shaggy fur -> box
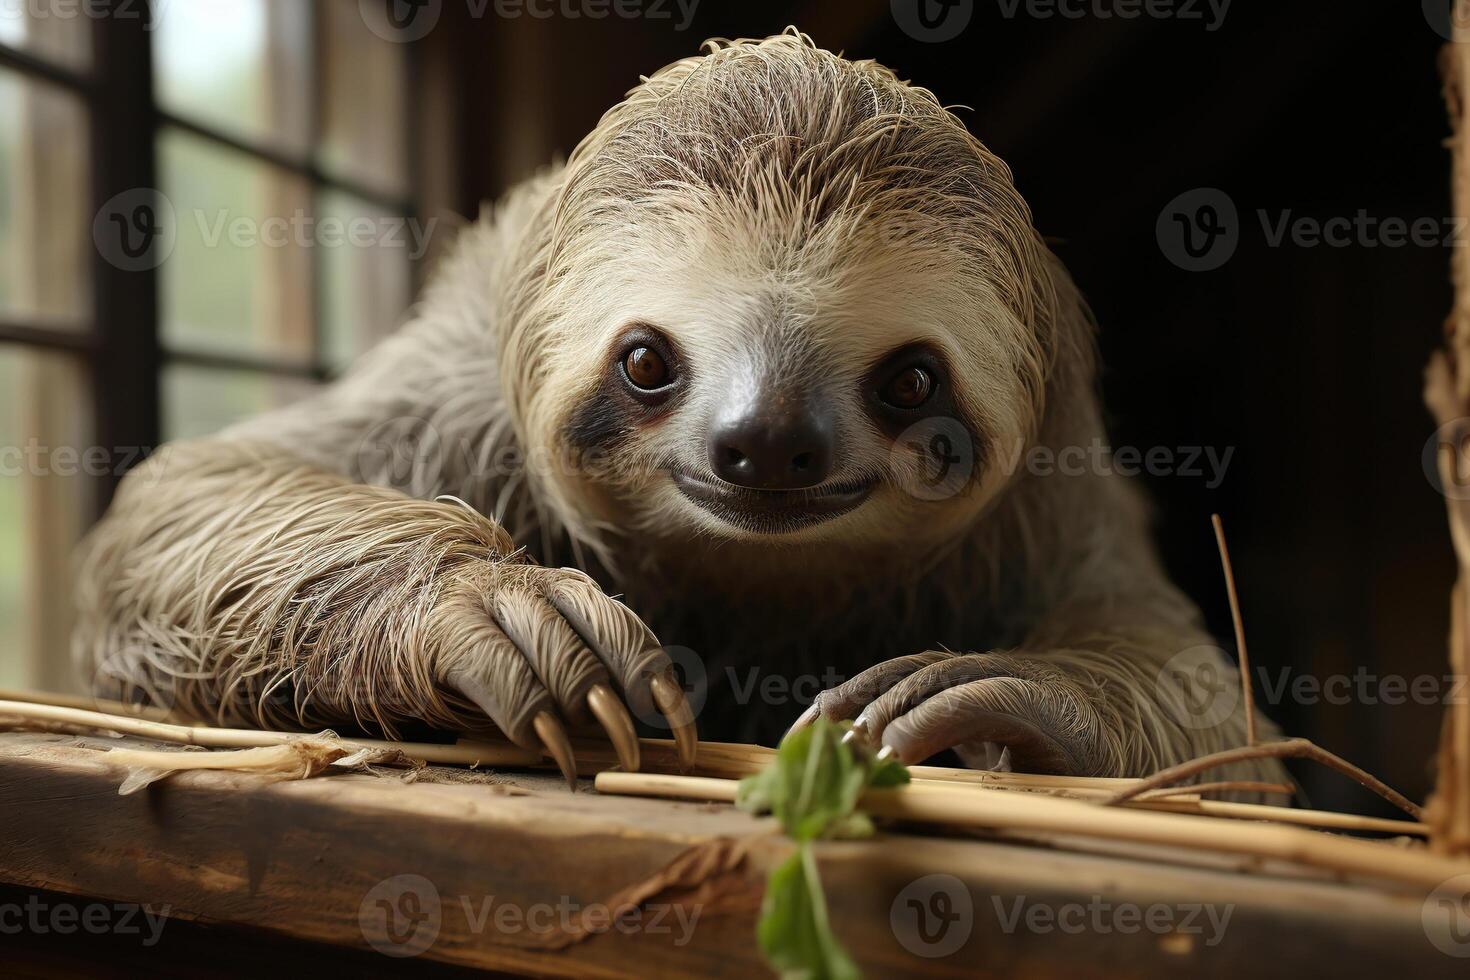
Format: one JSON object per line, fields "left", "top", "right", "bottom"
{"left": 74, "top": 32, "right": 1284, "bottom": 789}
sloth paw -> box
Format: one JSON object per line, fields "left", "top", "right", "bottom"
{"left": 787, "top": 651, "right": 1102, "bottom": 776}
{"left": 434, "top": 563, "right": 696, "bottom": 787}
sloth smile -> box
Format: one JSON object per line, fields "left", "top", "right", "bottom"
{"left": 671, "top": 471, "right": 876, "bottom": 532}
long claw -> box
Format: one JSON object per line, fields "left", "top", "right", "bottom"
{"left": 649, "top": 670, "right": 698, "bottom": 769}
{"left": 533, "top": 711, "right": 578, "bottom": 790}
{"left": 586, "top": 683, "right": 640, "bottom": 772}
{"left": 785, "top": 702, "right": 820, "bottom": 739}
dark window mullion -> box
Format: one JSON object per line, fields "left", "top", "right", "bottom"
{"left": 89, "top": 3, "right": 159, "bottom": 512}
{"left": 307, "top": 0, "right": 326, "bottom": 379}
{"left": 402, "top": 30, "right": 426, "bottom": 296}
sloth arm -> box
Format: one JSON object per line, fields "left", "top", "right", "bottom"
{"left": 73, "top": 237, "right": 695, "bottom": 777}
{"left": 795, "top": 471, "right": 1286, "bottom": 791}
{"left": 796, "top": 598, "right": 1283, "bottom": 787}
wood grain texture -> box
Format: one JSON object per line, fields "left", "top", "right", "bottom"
{"left": 0, "top": 733, "right": 1461, "bottom": 976}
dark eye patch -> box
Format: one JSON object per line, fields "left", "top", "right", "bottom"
{"left": 565, "top": 323, "right": 686, "bottom": 454}
{"left": 565, "top": 382, "right": 637, "bottom": 452}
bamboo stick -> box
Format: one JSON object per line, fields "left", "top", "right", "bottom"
{"left": 0, "top": 687, "right": 174, "bottom": 722}
{"left": 595, "top": 772, "right": 1460, "bottom": 889}
{"left": 572, "top": 737, "right": 1140, "bottom": 789}
{"left": 0, "top": 696, "right": 1424, "bottom": 835}
{"left": 596, "top": 738, "right": 1424, "bottom": 834}
{"left": 0, "top": 700, "right": 541, "bottom": 767}
{"left": 1133, "top": 781, "right": 1292, "bottom": 801}
{"left": 1127, "top": 798, "right": 1429, "bottom": 837}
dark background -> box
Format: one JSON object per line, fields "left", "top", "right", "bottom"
{"left": 430, "top": 1, "right": 1455, "bottom": 814}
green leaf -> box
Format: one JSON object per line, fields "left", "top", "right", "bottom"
{"left": 868, "top": 754, "right": 912, "bottom": 789}
{"left": 756, "top": 846, "right": 860, "bottom": 980}
{"left": 737, "top": 718, "right": 907, "bottom": 841}
{"left": 738, "top": 718, "right": 913, "bottom": 979}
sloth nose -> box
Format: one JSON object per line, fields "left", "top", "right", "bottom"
{"left": 708, "top": 403, "right": 835, "bottom": 490}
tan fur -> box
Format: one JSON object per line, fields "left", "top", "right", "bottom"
{"left": 74, "top": 32, "right": 1284, "bottom": 790}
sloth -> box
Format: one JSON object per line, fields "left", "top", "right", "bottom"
{"left": 74, "top": 32, "right": 1283, "bottom": 792}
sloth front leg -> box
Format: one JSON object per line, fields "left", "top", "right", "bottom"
{"left": 432, "top": 562, "right": 697, "bottom": 783}
{"left": 792, "top": 651, "right": 1113, "bottom": 775}
{"left": 791, "top": 639, "right": 1277, "bottom": 785}
{"left": 75, "top": 439, "right": 696, "bottom": 785}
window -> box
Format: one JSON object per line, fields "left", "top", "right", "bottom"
{"left": 0, "top": 1, "right": 425, "bottom": 691}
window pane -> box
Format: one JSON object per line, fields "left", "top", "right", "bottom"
{"left": 0, "top": 344, "right": 93, "bottom": 692}
{"left": 163, "top": 364, "right": 317, "bottom": 441}
{"left": 0, "top": 68, "right": 89, "bottom": 327}
{"left": 319, "top": 189, "right": 412, "bottom": 372}
{"left": 153, "top": 0, "right": 310, "bottom": 158}
{"left": 0, "top": 2, "right": 91, "bottom": 71}
{"left": 320, "top": 0, "right": 408, "bottom": 197}
{"left": 159, "top": 128, "right": 313, "bottom": 361}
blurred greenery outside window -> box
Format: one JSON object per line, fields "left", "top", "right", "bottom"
{"left": 1, "top": 1, "right": 421, "bottom": 688}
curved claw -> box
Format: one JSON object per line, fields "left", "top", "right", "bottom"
{"left": 844, "top": 715, "right": 873, "bottom": 744}
{"left": 533, "top": 711, "right": 578, "bottom": 790}
{"left": 649, "top": 670, "right": 698, "bottom": 768}
{"left": 586, "top": 683, "right": 640, "bottom": 772}
{"left": 785, "top": 702, "right": 820, "bottom": 739}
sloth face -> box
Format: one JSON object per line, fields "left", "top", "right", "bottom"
{"left": 532, "top": 209, "right": 1045, "bottom": 553}
{"left": 511, "top": 35, "right": 1059, "bottom": 556}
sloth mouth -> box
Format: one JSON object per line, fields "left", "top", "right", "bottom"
{"left": 671, "top": 470, "right": 876, "bottom": 533}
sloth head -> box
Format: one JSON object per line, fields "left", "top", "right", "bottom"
{"left": 505, "top": 32, "right": 1082, "bottom": 561}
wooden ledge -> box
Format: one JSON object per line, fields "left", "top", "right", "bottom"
{"left": 0, "top": 733, "right": 1459, "bottom": 976}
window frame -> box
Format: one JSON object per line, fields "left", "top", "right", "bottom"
{"left": 0, "top": 0, "right": 423, "bottom": 514}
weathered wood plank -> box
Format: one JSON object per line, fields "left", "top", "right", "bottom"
{"left": 0, "top": 733, "right": 1461, "bottom": 976}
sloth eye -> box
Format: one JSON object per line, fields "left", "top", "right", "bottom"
{"left": 880, "top": 365, "right": 934, "bottom": 409}
{"left": 622, "top": 345, "right": 671, "bottom": 390}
